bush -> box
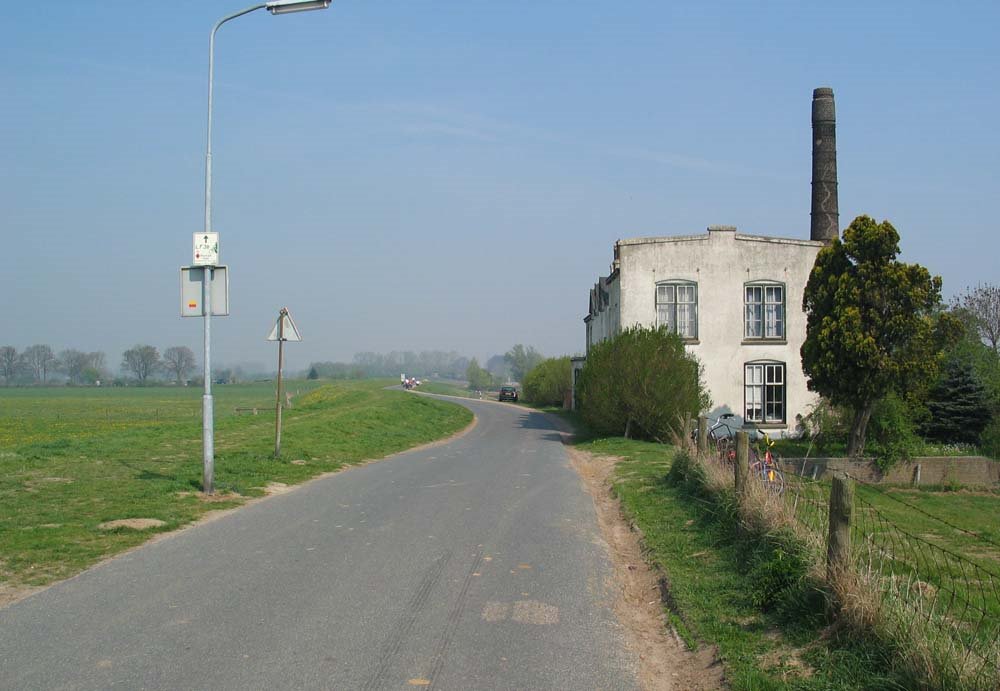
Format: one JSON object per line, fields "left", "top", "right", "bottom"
{"left": 522, "top": 357, "right": 571, "bottom": 407}
{"left": 577, "top": 326, "right": 710, "bottom": 442}
{"left": 866, "top": 393, "right": 923, "bottom": 471}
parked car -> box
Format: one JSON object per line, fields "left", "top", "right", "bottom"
{"left": 499, "top": 386, "right": 518, "bottom": 402}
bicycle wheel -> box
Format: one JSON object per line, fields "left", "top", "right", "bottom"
{"left": 754, "top": 462, "right": 785, "bottom": 495}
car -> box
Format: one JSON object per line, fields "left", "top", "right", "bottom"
{"left": 498, "top": 386, "right": 518, "bottom": 402}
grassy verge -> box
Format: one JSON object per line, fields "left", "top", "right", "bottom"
{"left": 0, "top": 380, "right": 471, "bottom": 588}
{"left": 575, "top": 435, "right": 904, "bottom": 690}
{"left": 417, "top": 381, "right": 483, "bottom": 398}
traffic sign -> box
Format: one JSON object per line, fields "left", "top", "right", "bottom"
{"left": 267, "top": 309, "right": 302, "bottom": 341}
{"left": 193, "top": 232, "right": 219, "bottom": 266}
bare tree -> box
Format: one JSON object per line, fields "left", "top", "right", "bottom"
{"left": 90, "top": 351, "right": 106, "bottom": 371}
{"left": 0, "top": 346, "right": 17, "bottom": 385}
{"left": 22, "top": 344, "right": 58, "bottom": 383}
{"left": 955, "top": 283, "right": 1000, "bottom": 353}
{"left": 163, "top": 346, "right": 196, "bottom": 384}
{"left": 59, "top": 349, "right": 90, "bottom": 384}
{"left": 121, "top": 344, "right": 160, "bottom": 384}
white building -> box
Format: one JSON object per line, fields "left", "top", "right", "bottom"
{"left": 578, "top": 226, "right": 823, "bottom": 436}
{"left": 574, "top": 87, "right": 842, "bottom": 437}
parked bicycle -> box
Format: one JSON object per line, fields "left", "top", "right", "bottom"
{"left": 700, "top": 413, "right": 740, "bottom": 464}
{"left": 748, "top": 429, "right": 785, "bottom": 495}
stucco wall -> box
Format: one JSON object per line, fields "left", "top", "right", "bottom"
{"left": 613, "top": 226, "right": 824, "bottom": 436}
{"left": 586, "top": 275, "right": 620, "bottom": 351}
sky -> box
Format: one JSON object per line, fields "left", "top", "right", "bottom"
{"left": 2, "top": 0, "right": 997, "bottom": 374}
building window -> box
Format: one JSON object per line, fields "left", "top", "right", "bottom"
{"left": 745, "top": 362, "right": 785, "bottom": 423}
{"left": 656, "top": 281, "right": 698, "bottom": 340}
{"left": 745, "top": 283, "right": 784, "bottom": 339}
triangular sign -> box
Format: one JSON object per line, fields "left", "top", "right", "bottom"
{"left": 267, "top": 310, "right": 302, "bottom": 342}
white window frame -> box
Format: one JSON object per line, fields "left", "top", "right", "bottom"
{"left": 745, "top": 361, "right": 785, "bottom": 424}
{"left": 656, "top": 281, "right": 698, "bottom": 340}
{"left": 744, "top": 282, "right": 785, "bottom": 340}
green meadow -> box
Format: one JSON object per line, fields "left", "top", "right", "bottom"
{"left": 0, "top": 380, "right": 471, "bottom": 589}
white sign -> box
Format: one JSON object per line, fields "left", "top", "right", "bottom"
{"left": 193, "top": 232, "right": 219, "bottom": 266}
{"left": 267, "top": 309, "right": 302, "bottom": 342}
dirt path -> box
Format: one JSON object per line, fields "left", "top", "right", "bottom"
{"left": 567, "top": 445, "right": 725, "bottom": 691}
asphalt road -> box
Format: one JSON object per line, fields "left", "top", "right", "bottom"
{"left": 0, "top": 395, "right": 638, "bottom": 690}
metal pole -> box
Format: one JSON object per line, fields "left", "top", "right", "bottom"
{"left": 203, "top": 267, "right": 214, "bottom": 494}
{"left": 202, "top": 4, "right": 265, "bottom": 494}
{"left": 274, "top": 309, "right": 285, "bottom": 458}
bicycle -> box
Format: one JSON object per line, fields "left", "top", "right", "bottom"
{"left": 748, "top": 430, "right": 785, "bottom": 495}
{"left": 701, "top": 413, "right": 740, "bottom": 465}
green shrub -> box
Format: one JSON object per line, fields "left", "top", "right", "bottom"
{"left": 577, "top": 326, "right": 709, "bottom": 442}
{"left": 866, "top": 393, "right": 923, "bottom": 471}
{"left": 522, "top": 357, "right": 571, "bottom": 407}
{"left": 980, "top": 416, "right": 1000, "bottom": 460}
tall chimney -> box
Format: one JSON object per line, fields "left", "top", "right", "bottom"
{"left": 810, "top": 87, "right": 839, "bottom": 242}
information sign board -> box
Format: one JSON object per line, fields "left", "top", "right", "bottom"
{"left": 193, "top": 232, "right": 219, "bottom": 266}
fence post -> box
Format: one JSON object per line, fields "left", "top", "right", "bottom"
{"left": 734, "top": 430, "right": 749, "bottom": 494}
{"left": 697, "top": 415, "right": 708, "bottom": 456}
{"left": 826, "top": 472, "right": 854, "bottom": 615}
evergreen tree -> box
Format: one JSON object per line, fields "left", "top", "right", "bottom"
{"left": 922, "top": 360, "right": 992, "bottom": 444}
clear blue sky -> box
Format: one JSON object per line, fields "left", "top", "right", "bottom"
{"left": 2, "top": 0, "right": 997, "bottom": 372}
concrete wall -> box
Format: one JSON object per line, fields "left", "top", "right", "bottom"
{"left": 612, "top": 226, "right": 824, "bottom": 436}
{"left": 780, "top": 456, "right": 1000, "bottom": 486}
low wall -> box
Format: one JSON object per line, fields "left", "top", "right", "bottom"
{"left": 779, "top": 456, "right": 1000, "bottom": 486}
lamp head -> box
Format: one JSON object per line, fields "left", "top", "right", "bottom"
{"left": 266, "top": 0, "right": 331, "bottom": 15}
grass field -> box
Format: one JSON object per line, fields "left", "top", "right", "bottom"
{"left": 0, "top": 380, "right": 471, "bottom": 589}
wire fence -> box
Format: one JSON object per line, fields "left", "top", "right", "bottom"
{"left": 782, "top": 464, "right": 1000, "bottom": 688}
{"left": 695, "top": 430, "right": 1000, "bottom": 688}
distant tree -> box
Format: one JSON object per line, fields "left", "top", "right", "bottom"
{"left": 465, "top": 358, "right": 492, "bottom": 391}
{"left": 954, "top": 283, "right": 1000, "bottom": 353}
{"left": 22, "top": 344, "right": 58, "bottom": 383}
{"left": 307, "top": 365, "right": 320, "bottom": 380}
{"left": 59, "top": 349, "right": 92, "bottom": 384}
{"left": 922, "top": 360, "right": 992, "bottom": 444}
{"left": 163, "top": 346, "right": 196, "bottom": 384}
{"left": 0, "top": 346, "right": 17, "bottom": 385}
{"left": 485, "top": 354, "right": 510, "bottom": 381}
{"left": 522, "top": 357, "right": 572, "bottom": 407}
{"left": 801, "top": 215, "right": 961, "bottom": 457}
{"left": 121, "top": 344, "right": 160, "bottom": 384}
{"left": 504, "top": 344, "right": 544, "bottom": 384}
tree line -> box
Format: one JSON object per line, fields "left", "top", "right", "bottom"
{"left": 0, "top": 344, "right": 201, "bottom": 386}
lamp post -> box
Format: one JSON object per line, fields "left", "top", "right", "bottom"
{"left": 200, "top": 0, "right": 330, "bottom": 494}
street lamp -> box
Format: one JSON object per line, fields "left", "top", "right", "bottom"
{"left": 200, "top": 0, "right": 330, "bottom": 495}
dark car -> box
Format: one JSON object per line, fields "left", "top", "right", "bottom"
{"left": 498, "top": 386, "right": 518, "bottom": 402}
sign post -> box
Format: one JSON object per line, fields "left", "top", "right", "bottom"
{"left": 183, "top": 232, "right": 225, "bottom": 494}
{"left": 267, "top": 308, "right": 302, "bottom": 458}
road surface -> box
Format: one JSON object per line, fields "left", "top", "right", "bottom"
{"left": 0, "top": 395, "right": 638, "bottom": 690}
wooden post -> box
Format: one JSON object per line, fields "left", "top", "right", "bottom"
{"left": 697, "top": 415, "right": 708, "bottom": 456}
{"left": 734, "top": 430, "right": 749, "bottom": 494}
{"left": 826, "top": 472, "right": 854, "bottom": 585}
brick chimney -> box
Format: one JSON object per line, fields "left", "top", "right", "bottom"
{"left": 810, "top": 87, "right": 839, "bottom": 242}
